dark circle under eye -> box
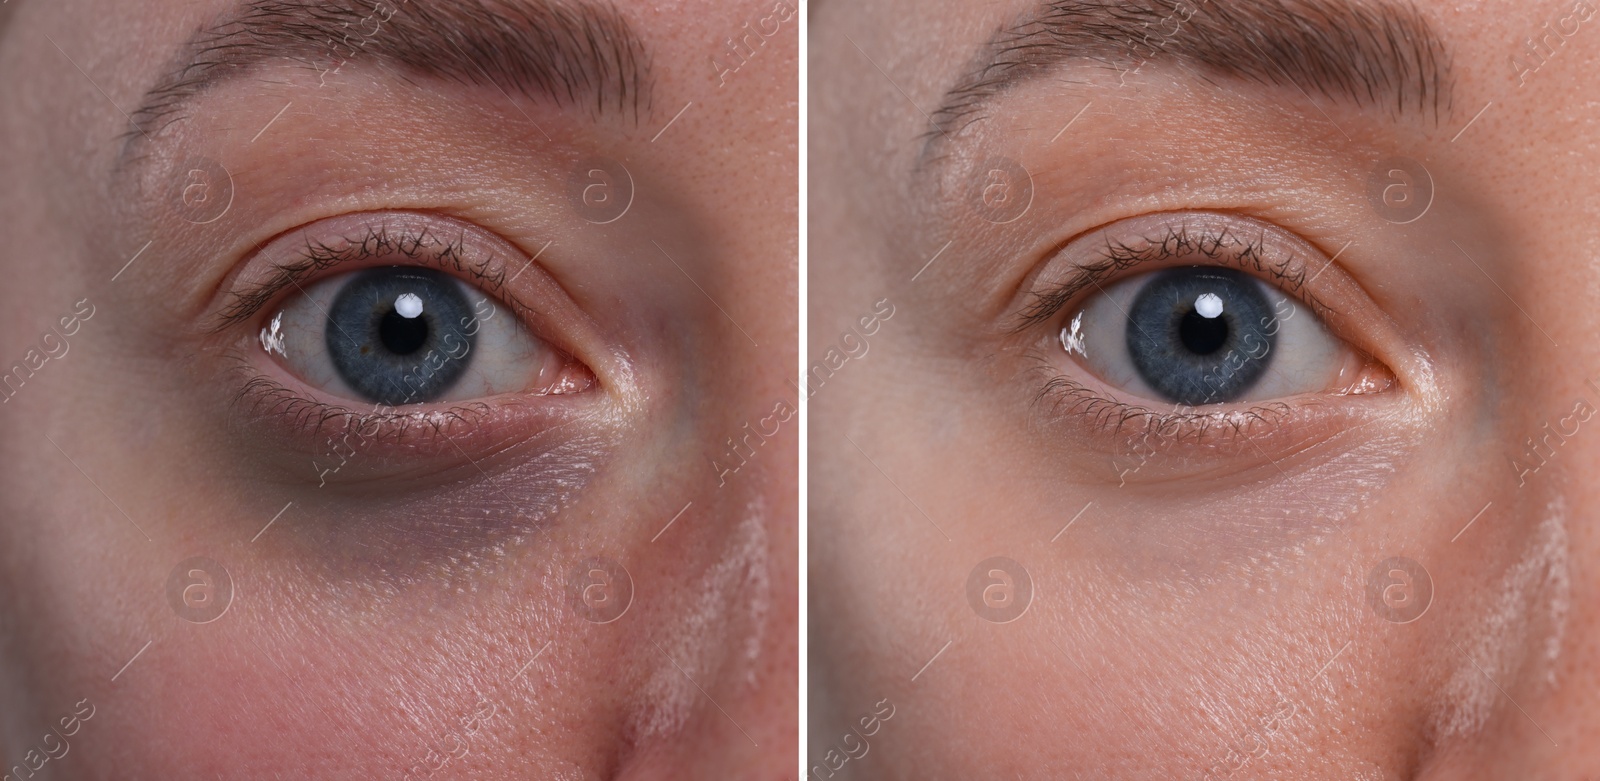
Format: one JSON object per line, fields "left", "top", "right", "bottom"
{"left": 325, "top": 266, "right": 476, "bottom": 405}
{"left": 1125, "top": 266, "right": 1277, "bottom": 405}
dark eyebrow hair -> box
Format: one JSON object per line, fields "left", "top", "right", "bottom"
{"left": 124, "top": 0, "right": 651, "bottom": 160}
{"left": 926, "top": 0, "right": 1450, "bottom": 155}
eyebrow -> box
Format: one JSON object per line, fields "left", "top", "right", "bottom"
{"left": 926, "top": 0, "right": 1450, "bottom": 155}
{"left": 123, "top": 0, "right": 651, "bottom": 161}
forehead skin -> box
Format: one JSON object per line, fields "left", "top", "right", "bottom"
{"left": 811, "top": 0, "right": 1600, "bottom": 779}
{"left": 0, "top": 0, "right": 794, "bottom": 777}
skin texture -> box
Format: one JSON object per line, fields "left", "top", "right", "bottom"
{"left": 810, "top": 0, "right": 1600, "bottom": 779}
{"left": 0, "top": 0, "right": 796, "bottom": 778}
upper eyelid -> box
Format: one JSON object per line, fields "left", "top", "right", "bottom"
{"left": 210, "top": 220, "right": 522, "bottom": 333}
{"left": 1011, "top": 216, "right": 1334, "bottom": 333}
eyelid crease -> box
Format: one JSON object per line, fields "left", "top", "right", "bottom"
{"left": 212, "top": 217, "right": 522, "bottom": 332}
{"left": 1014, "top": 217, "right": 1334, "bottom": 333}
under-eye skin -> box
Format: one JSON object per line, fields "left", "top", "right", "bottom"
{"left": 213, "top": 211, "right": 604, "bottom": 469}
{"left": 1017, "top": 211, "right": 1399, "bottom": 451}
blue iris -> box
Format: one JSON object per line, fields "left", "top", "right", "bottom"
{"left": 325, "top": 267, "right": 476, "bottom": 405}
{"left": 1125, "top": 266, "right": 1276, "bottom": 405}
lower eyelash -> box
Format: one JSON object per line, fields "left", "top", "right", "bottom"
{"left": 1025, "top": 355, "right": 1298, "bottom": 447}
{"left": 229, "top": 360, "right": 497, "bottom": 450}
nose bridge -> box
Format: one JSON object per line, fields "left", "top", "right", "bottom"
{"left": 1507, "top": 18, "right": 1600, "bottom": 743}
{"left": 1395, "top": 16, "right": 1600, "bottom": 763}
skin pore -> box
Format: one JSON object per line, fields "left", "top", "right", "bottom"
{"left": 810, "top": 0, "right": 1600, "bottom": 779}
{"left": 0, "top": 0, "right": 795, "bottom": 778}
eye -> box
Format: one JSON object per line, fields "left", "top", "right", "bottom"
{"left": 1065, "top": 265, "right": 1355, "bottom": 405}
{"left": 1036, "top": 214, "right": 1395, "bottom": 409}
{"left": 262, "top": 265, "right": 591, "bottom": 406}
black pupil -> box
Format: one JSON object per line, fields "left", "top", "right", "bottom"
{"left": 1179, "top": 309, "right": 1229, "bottom": 355}
{"left": 379, "top": 309, "right": 429, "bottom": 355}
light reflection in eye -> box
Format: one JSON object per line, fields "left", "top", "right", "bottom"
{"left": 260, "top": 311, "right": 286, "bottom": 357}
{"left": 1060, "top": 311, "right": 1087, "bottom": 357}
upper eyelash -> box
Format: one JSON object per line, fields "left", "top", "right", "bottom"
{"left": 213, "top": 218, "right": 516, "bottom": 330}
{"left": 1014, "top": 219, "right": 1329, "bottom": 330}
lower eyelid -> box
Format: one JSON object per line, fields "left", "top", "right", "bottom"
{"left": 1035, "top": 371, "right": 1295, "bottom": 445}
{"left": 1026, "top": 354, "right": 1399, "bottom": 471}
{"left": 220, "top": 350, "right": 602, "bottom": 484}
{"left": 235, "top": 371, "right": 496, "bottom": 452}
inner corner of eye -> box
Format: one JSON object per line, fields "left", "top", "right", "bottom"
{"left": 252, "top": 265, "right": 574, "bottom": 407}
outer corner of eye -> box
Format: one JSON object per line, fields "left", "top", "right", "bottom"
{"left": 1052, "top": 265, "right": 1396, "bottom": 407}
{"left": 257, "top": 265, "right": 594, "bottom": 407}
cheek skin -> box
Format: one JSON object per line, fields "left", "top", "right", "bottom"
{"left": 628, "top": 499, "right": 772, "bottom": 746}
{"left": 811, "top": 393, "right": 1574, "bottom": 779}
{"left": 3, "top": 379, "right": 780, "bottom": 778}
{"left": 51, "top": 493, "right": 778, "bottom": 778}
{"left": 62, "top": 549, "right": 619, "bottom": 777}
{"left": 1431, "top": 495, "right": 1569, "bottom": 742}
